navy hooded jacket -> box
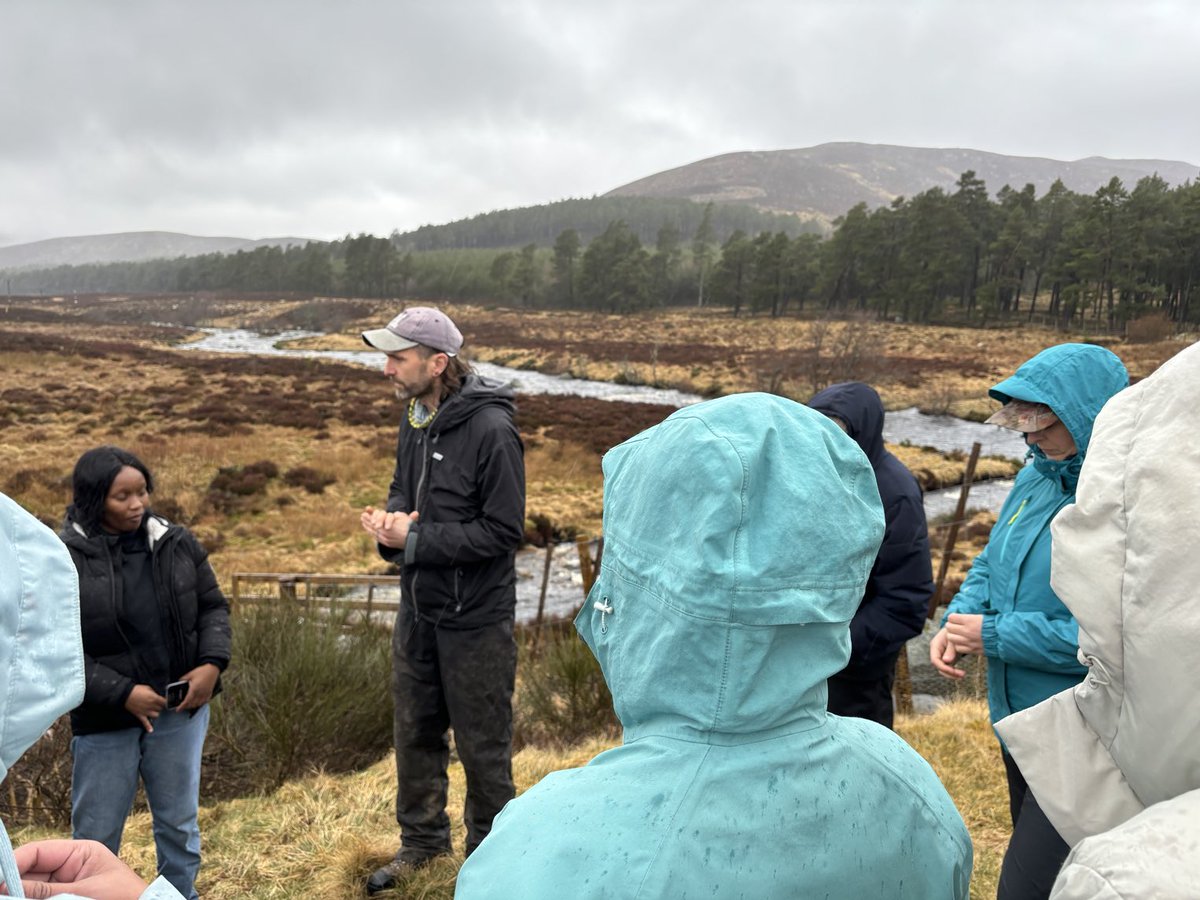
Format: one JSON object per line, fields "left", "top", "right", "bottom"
{"left": 808, "top": 382, "right": 934, "bottom": 677}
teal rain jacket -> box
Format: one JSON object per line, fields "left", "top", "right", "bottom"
{"left": 456, "top": 395, "right": 972, "bottom": 900}
{"left": 945, "top": 343, "right": 1129, "bottom": 725}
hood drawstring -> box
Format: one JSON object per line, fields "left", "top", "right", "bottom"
{"left": 594, "top": 596, "right": 613, "bottom": 634}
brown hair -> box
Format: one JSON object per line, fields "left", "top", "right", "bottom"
{"left": 417, "top": 345, "right": 474, "bottom": 399}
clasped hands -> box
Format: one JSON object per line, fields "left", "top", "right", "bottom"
{"left": 360, "top": 506, "right": 419, "bottom": 549}
{"left": 929, "top": 613, "right": 984, "bottom": 679}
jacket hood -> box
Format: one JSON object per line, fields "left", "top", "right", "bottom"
{"left": 996, "top": 341, "right": 1200, "bottom": 845}
{"left": 432, "top": 373, "right": 515, "bottom": 433}
{"left": 989, "top": 342, "right": 1128, "bottom": 460}
{"left": 60, "top": 511, "right": 173, "bottom": 552}
{"left": 60, "top": 511, "right": 171, "bottom": 554}
{"left": 807, "top": 381, "right": 886, "bottom": 465}
{"left": 576, "top": 393, "right": 884, "bottom": 742}
{"left": 1, "top": 493, "right": 85, "bottom": 890}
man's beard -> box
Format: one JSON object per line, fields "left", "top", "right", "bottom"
{"left": 392, "top": 373, "right": 436, "bottom": 403}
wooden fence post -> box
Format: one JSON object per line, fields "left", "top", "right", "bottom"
{"left": 927, "top": 441, "right": 982, "bottom": 621}
{"left": 577, "top": 537, "right": 595, "bottom": 596}
{"left": 895, "top": 441, "right": 983, "bottom": 717}
{"left": 530, "top": 542, "right": 556, "bottom": 656}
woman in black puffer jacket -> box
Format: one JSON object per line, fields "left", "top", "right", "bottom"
{"left": 60, "top": 446, "right": 230, "bottom": 900}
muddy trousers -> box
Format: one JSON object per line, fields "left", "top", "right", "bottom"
{"left": 391, "top": 604, "right": 517, "bottom": 862}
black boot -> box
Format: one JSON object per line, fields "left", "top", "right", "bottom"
{"left": 366, "top": 853, "right": 443, "bottom": 895}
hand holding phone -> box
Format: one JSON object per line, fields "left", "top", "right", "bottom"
{"left": 166, "top": 680, "right": 189, "bottom": 709}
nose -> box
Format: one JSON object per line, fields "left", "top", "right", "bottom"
{"left": 384, "top": 358, "right": 396, "bottom": 376}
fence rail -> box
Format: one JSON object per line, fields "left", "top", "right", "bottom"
{"left": 231, "top": 572, "right": 400, "bottom": 615}
{"left": 230, "top": 538, "right": 606, "bottom": 630}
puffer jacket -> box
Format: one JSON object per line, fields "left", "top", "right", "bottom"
{"left": 996, "top": 340, "right": 1200, "bottom": 852}
{"left": 945, "top": 343, "right": 1128, "bottom": 724}
{"left": 808, "top": 381, "right": 933, "bottom": 675}
{"left": 1050, "top": 789, "right": 1200, "bottom": 899}
{"left": 383, "top": 373, "right": 525, "bottom": 629}
{"left": 455, "top": 394, "right": 971, "bottom": 900}
{"left": 60, "top": 512, "right": 231, "bottom": 735}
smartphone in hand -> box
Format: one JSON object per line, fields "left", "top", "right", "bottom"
{"left": 166, "top": 680, "right": 189, "bottom": 709}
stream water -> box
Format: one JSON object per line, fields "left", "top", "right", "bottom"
{"left": 180, "top": 327, "right": 1026, "bottom": 625}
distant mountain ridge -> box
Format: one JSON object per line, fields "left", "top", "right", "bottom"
{"left": 605, "top": 142, "right": 1200, "bottom": 227}
{"left": 5, "top": 144, "right": 1198, "bottom": 273}
{"left": 0, "top": 231, "right": 317, "bottom": 272}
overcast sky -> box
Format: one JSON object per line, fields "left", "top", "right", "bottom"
{"left": 4, "top": 0, "right": 1198, "bottom": 247}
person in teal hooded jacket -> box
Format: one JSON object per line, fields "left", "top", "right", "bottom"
{"left": 0, "top": 491, "right": 183, "bottom": 900}
{"left": 928, "top": 343, "right": 1128, "bottom": 898}
{"left": 455, "top": 394, "right": 972, "bottom": 900}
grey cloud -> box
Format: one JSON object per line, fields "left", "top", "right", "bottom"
{"left": 3, "top": 0, "right": 1199, "bottom": 246}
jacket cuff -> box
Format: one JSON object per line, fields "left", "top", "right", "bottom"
{"left": 199, "top": 657, "right": 228, "bottom": 672}
{"left": 404, "top": 524, "right": 420, "bottom": 566}
{"left": 981, "top": 613, "right": 1000, "bottom": 656}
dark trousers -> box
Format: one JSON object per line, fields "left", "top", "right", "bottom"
{"left": 826, "top": 651, "right": 898, "bottom": 729}
{"left": 997, "top": 751, "right": 1071, "bottom": 900}
{"left": 391, "top": 604, "right": 517, "bottom": 861}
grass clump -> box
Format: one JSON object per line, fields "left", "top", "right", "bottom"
{"left": 283, "top": 465, "right": 337, "bottom": 494}
{"left": 206, "top": 599, "right": 393, "bottom": 795}
{"left": 514, "top": 628, "right": 618, "bottom": 748}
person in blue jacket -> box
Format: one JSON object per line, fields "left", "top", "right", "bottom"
{"left": 455, "top": 394, "right": 972, "bottom": 900}
{"left": 928, "top": 342, "right": 1128, "bottom": 898}
{"left": 808, "top": 382, "right": 934, "bottom": 728}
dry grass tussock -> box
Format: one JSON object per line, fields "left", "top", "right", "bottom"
{"left": 9, "top": 702, "right": 1003, "bottom": 898}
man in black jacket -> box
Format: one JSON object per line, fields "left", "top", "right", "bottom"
{"left": 808, "top": 382, "right": 933, "bottom": 728}
{"left": 359, "top": 306, "right": 525, "bottom": 894}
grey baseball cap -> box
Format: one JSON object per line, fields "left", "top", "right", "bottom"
{"left": 361, "top": 306, "right": 463, "bottom": 357}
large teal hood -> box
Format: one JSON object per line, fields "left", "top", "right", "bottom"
{"left": 579, "top": 393, "right": 884, "bottom": 741}
{"left": 456, "top": 395, "right": 972, "bottom": 900}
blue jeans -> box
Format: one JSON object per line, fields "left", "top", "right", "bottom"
{"left": 71, "top": 704, "right": 209, "bottom": 900}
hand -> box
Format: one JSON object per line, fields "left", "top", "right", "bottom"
{"left": 945, "top": 613, "right": 985, "bottom": 655}
{"left": 929, "top": 627, "right": 965, "bottom": 679}
{"left": 360, "top": 506, "right": 419, "bottom": 549}
{"left": 174, "top": 662, "right": 220, "bottom": 711}
{"left": 4, "top": 839, "right": 149, "bottom": 899}
{"left": 123, "top": 684, "right": 166, "bottom": 733}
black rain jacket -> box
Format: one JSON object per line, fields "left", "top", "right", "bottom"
{"left": 60, "top": 513, "right": 232, "bottom": 735}
{"left": 383, "top": 374, "right": 526, "bottom": 629}
{"left": 808, "top": 382, "right": 934, "bottom": 677}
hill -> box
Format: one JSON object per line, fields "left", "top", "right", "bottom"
{"left": 605, "top": 142, "right": 1200, "bottom": 227}
{"left": 0, "top": 231, "right": 318, "bottom": 271}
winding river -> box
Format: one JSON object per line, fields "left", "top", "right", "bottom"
{"left": 180, "top": 327, "right": 1025, "bottom": 623}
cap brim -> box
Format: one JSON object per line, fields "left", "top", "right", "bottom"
{"left": 362, "top": 329, "right": 419, "bottom": 352}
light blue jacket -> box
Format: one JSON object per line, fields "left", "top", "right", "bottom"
{"left": 946, "top": 343, "right": 1129, "bottom": 724}
{"left": 0, "top": 493, "right": 181, "bottom": 900}
{"left": 456, "top": 395, "right": 971, "bottom": 900}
